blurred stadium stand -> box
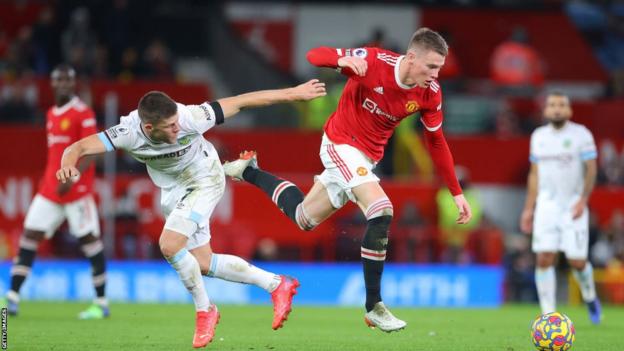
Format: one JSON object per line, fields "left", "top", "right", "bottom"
{"left": 1, "top": 0, "right": 624, "bottom": 306}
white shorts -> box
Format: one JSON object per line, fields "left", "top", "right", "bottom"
{"left": 23, "top": 194, "right": 100, "bottom": 239}
{"left": 532, "top": 202, "right": 589, "bottom": 260}
{"left": 161, "top": 159, "right": 225, "bottom": 250}
{"left": 316, "top": 134, "right": 380, "bottom": 209}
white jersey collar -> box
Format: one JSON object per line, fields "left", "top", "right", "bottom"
{"left": 52, "top": 96, "right": 78, "bottom": 116}
{"left": 548, "top": 121, "right": 570, "bottom": 133}
{"left": 394, "top": 56, "right": 416, "bottom": 90}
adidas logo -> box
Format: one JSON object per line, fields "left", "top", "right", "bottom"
{"left": 373, "top": 86, "right": 384, "bottom": 94}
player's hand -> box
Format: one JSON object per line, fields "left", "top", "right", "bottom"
{"left": 520, "top": 208, "right": 534, "bottom": 234}
{"left": 338, "top": 56, "right": 368, "bottom": 77}
{"left": 56, "top": 166, "right": 80, "bottom": 184}
{"left": 571, "top": 198, "right": 586, "bottom": 219}
{"left": 291, "top": 79, "right": 327, "bottom": 101}
{"left": 453, "top": 194, "right": 472, "bottom": 224}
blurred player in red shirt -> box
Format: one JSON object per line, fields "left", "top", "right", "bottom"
{"left": 224, "top": 28, "right": 472, "bottom": 332}
{"left": 3, "top": 64, "right": 108, "bottom": 319}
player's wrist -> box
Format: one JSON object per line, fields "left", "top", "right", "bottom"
{"left": 337, "top": 56, "right": 347, "bottom": 67}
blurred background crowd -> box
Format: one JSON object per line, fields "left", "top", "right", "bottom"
{"left": 1, "top": 0, "right": 624, "bottom": 305}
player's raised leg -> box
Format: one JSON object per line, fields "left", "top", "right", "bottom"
{"left": 353, "top": 182, "right": 406, "bottom": 332}
{"left": 192, "top": 244, "right": 300, "bottom": 330}
{"left": 160, "top": 228, "right": 216, "bottom": 348}
{"left": 223, "top": 151, "right": 337, "bottom": 230}
{"left": 535, "top": 252, "right": 557, "bottom": 314}
{"left": 569, "top": 259, "right": 601, "bottom": 324}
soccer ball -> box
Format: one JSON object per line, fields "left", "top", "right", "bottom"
{"left": 531, "top": 312, "right": 575, "bottom": 350}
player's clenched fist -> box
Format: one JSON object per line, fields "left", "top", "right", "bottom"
{"left": 56, "top": 166, "right": 80, "bottom": 184}
{"left": 338, "top": 56, "right": 368, "bottom": 76}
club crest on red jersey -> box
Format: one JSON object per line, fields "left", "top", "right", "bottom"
{"left": 60, "top": 118, "right": 71, "bottom": 131}
{"left": 405, "top": 101, "right": 419, "bottom": 113}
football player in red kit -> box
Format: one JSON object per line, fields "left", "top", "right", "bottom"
{"left": 224, "top": 28, "right": 472, "bottom": 332}
{"left": 2, "top": 64, "right": 109, "bottom": 319}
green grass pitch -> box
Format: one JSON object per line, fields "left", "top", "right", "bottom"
{"left": 5, "top": 302, "right": 623, "bottom": 350}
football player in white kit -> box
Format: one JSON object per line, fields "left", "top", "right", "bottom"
{"left": 56, "top": 79, "right": 327, "bottom": 348}
{"left": 520, "top": 92, "right": 601, "bottom": 324}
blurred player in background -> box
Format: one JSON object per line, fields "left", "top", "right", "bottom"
{"left": 56, "top": 80, "right": 326, "bottom": 348}
{"left": 1, "top": 64, "right": 109, "bottom": 320}
{"left": 520, "top": 92, "right": 602, "bottom": 324}
{"left": 224, "top": 28, "right": 472, "bottom": 332}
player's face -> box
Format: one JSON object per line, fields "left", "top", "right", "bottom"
{"left": 51, "top": 70, "right": 75, "bottom": 101}
{"left": 405, "top": 49, "right": 445, "bottom": 88}
{"left": 149, "top": 114, "right": 180, "bottom": 144}
{"left": 543, "top": 95, "right": 572, "bottom": 125}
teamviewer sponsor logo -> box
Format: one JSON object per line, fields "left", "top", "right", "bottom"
{"left": 362, "top": 98, "right": 378, "bottom": 113}
{"left": 362, "top": 98, "right": 399, "bottom": 122}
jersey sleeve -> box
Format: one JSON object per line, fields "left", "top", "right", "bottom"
{"left": 307, "top": 46, "right": 378, "bottom": 82}
{"left": 420, "top": 85, "right": 443, "bottom": 132}
{"left": 79, "top": 109, "right": 98, "bottom": 139}
{"left": 579, "top": 127, "right": 597, "bottom": 161}
{"left": 182, "top": 101, "right": 225, "bottom": 134}
{"left": 98, "top": 123, "right": 135, "bottom": 152}
{"left": 423, "top": 127, "right": 462, "bottom": 196}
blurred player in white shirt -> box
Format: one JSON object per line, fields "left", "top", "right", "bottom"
{"left": 520, "top": 92, "right": 601, "bottom": 324}
{"left": 56, "top": 80, "right": 326, "bottom": 348}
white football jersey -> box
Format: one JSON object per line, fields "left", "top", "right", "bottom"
{"left": 97, "top": 101, "right": 224, "bottom": 188}
{"left": 530, "top": 121, "right": 597, "bottom": 207}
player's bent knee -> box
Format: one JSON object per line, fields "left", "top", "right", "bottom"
{"left": 379, "top": 207, "right": 394, "bottom": 217}
{"left": 78, "top": 233, "right": 98, "bottom": 245}
{"left": 160, "top": 215, "right": 196, "bottom": 258}
{"left": 23, "top": 230, "right": 45, "bottom": 242}
{"left": 365, "top": 197, "right": 393, "bottom": 221}
{"left": 568, "top": 259, "right": 586, "bottom": 271}
{"left": 295, "top": 203, "right": 319, "bottom": 231}
{"left": 536, "top": 253, "right": 556, "bottom": 268}
{"left": 196, "top": 253, "right": 213, "bottom": 275}
{"left": 363, "top": 215, "right": 392, "bottom": 251}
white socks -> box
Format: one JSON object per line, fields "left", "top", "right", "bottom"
{"left": 572, "top": 263, "right": 597, "bottom": 303}
{"left": 535, "top": 266, "right": 556, "bottom": 314}
{"left": 94, "top": 297, "right": 109, "bottom": 308}
{"left": 167, "top": 249, "right": 210, "bottom": 311}
{"left": 207, "top": 254, "right": 281, "bottom": 292}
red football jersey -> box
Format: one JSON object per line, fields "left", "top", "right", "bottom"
{"left": 308, "top": 46, "right": 443, "bottom": 162}
{"left": 39, "top": 97, "right": 97, "bottom": 203}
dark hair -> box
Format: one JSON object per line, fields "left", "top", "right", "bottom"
{"left": 138, "top": 91, "right": 177, "bottom": 124}
{"left": 50, "top": 63, "right": 76, "bottom": 79}
{"left": 546, "top": 90, "right": 568, "bottom": 99}
{"left": 407, "top": 28, "right": 448, "bottom": 56}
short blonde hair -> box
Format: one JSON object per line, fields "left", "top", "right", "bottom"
{"left": 407, "top": 28, "right": 448, "bottom": 56}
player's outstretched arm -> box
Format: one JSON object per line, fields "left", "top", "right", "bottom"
{"left": 57, "top": 134, "right": 107, "bottom": 183}
{"left": 423, "top": 128, "right": 472, "bottom": 224}
{"left": 217, "top": 79, "right": 326, "bottom": 119}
